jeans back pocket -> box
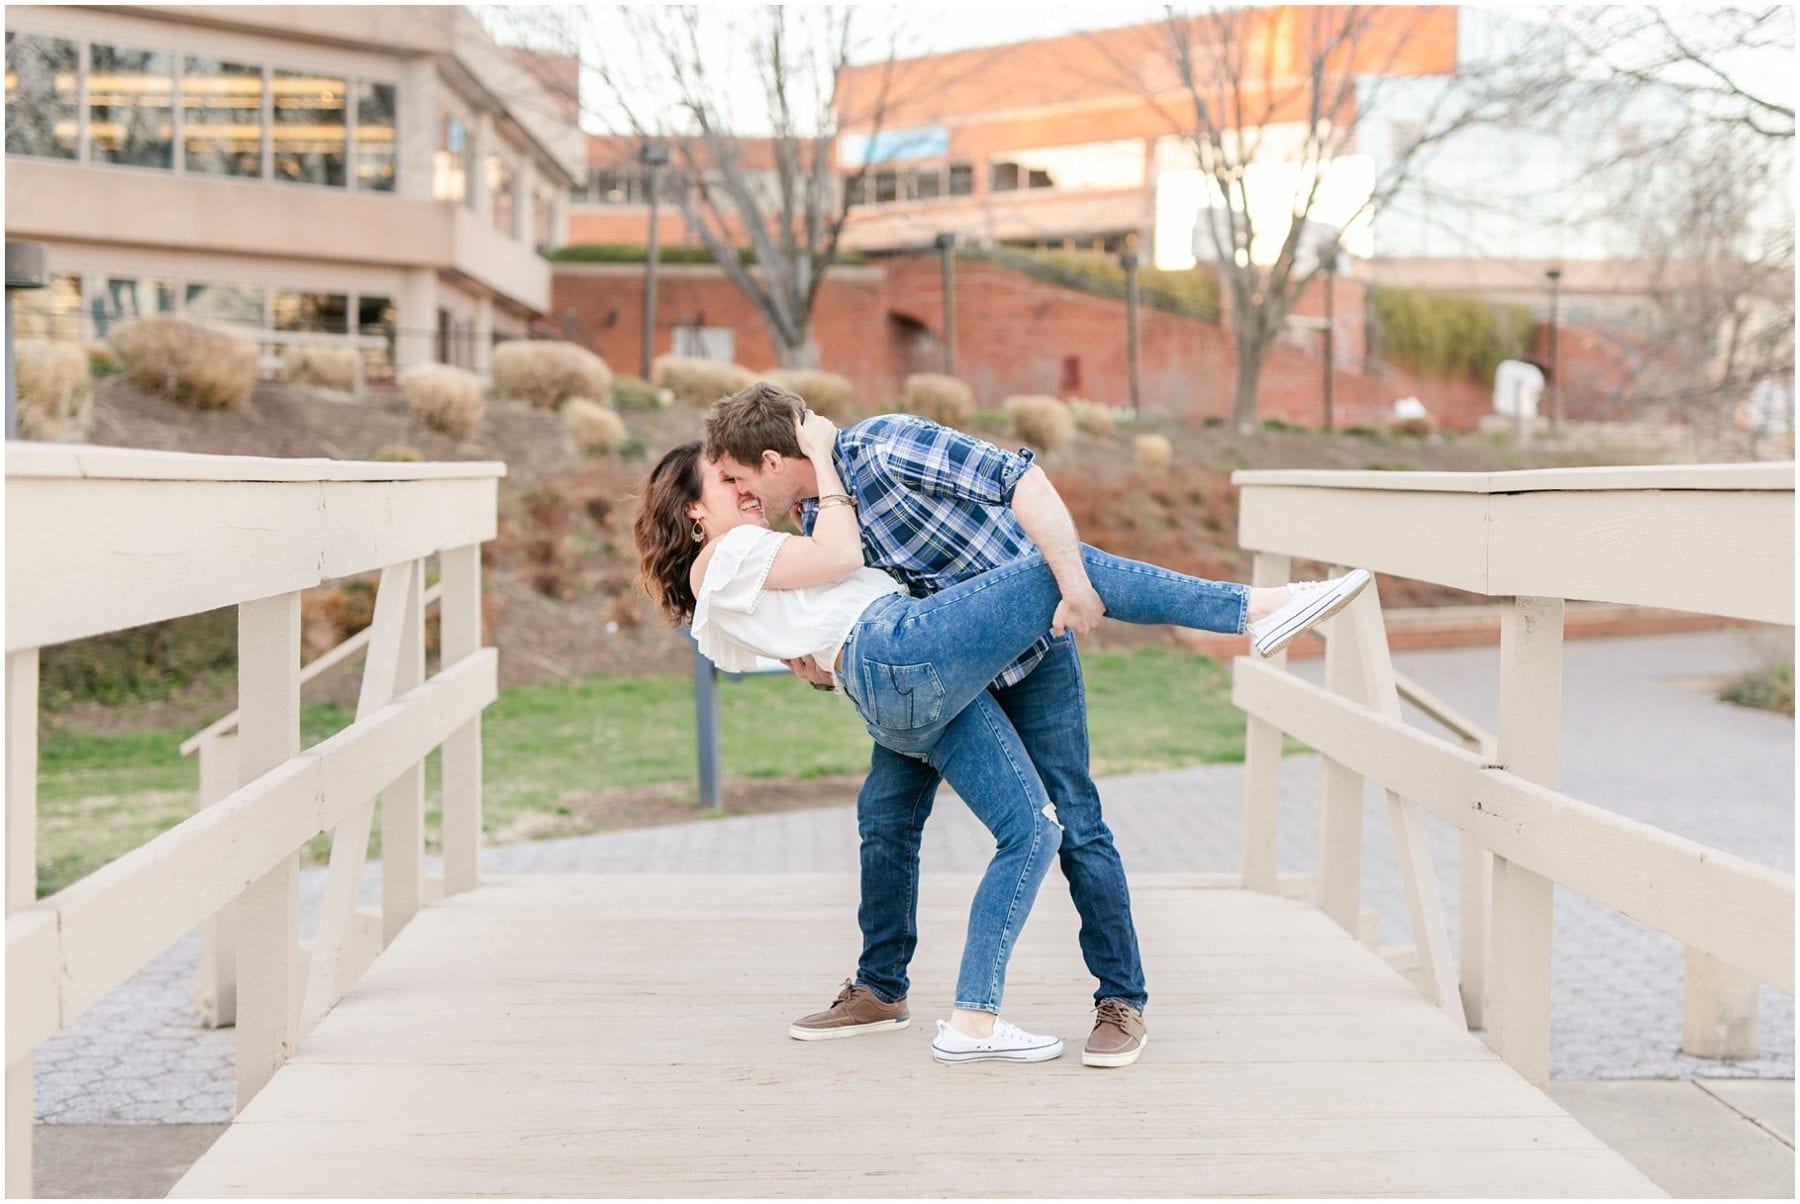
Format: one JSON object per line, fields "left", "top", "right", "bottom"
{"left": 860, "top": 661, "right": 947, "bottom": 734}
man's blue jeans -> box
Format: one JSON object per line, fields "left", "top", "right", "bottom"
{"left": 841, "top": 546, "right": 1249, "bottom": 1013}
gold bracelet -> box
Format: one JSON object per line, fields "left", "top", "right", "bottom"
{"left": 817, "top": 494, "right": 856, "bottom": 510}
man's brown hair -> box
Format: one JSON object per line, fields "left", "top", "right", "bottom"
{"left": 703, "top": 380, "right": 805, "bottom": 466}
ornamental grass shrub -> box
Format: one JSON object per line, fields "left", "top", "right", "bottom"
{"left": 281, "top": 345, "right": 360, "bottom": 392}
{"left": 110, "top": 317, "right": 258, "bottom": 411}
{"left": 610, "top": 374, "right": 665, "bottom": 411}
{"left": 402, "top": 364, "right": 484, "bottom": 441}
{"left": 1068, "top": 398, "right": 1117, "bottom": 438}
{"left": 1003, "top": 394, "right": 1075, "bottom": 453}
{"left": 768, "top": 369, "right": 854, "bottom": 418}
{"left": 492, "top": 340, "right": 612, "bottom": 410}
{"left": 902, "top": 373, "right": 975, "bottom": 428}
{"left": 14, "top": 339, "right": 92, "bottom": 441}
{"left": 1135, "top": 433, "right": 1173, "bottom": 470}
{"left": 564, "top": 398, "right": 628, "bottom": 456}
{"left": 1369, "top": 286, "right": 1537, "bottom": 383}
{"left": 652, "top": 355, "right": 758, "bottom": 407}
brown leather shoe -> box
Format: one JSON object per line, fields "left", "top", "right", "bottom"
{"left": 788, "top": 979, "right": 910, "bottom": 1041}
{"left": 1083, "top": 998, "right": 1147, "bottom": 1067}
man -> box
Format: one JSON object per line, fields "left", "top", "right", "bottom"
{"left": 702, "top": 382, "right": 1148, "bottom": 1068}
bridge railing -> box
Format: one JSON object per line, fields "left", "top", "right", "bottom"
{"left": 4, "top": 444, "right": 504, "bottom": 1196}
{"left": 1231, "top": 463, "right": 1795, "bottom": 1087}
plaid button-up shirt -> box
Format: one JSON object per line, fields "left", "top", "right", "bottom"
{"left": 801, "top": 414, "right": 1048, "bottom": 688}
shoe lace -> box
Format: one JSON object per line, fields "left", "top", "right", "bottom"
{"left": 829, "top": 979, "right": 859, "bottom": 1008}
{"left": 1094, "top": 998, "right": 1135, "bottom": 1033}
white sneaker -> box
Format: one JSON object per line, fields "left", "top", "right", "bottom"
{"left": 930, "top": 1017, "right": 1065, "bottom": 1064}
{"left": 1247, "top": 569, "right": 1373, "bottom": 657}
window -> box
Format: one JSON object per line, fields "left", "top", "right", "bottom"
{"left": 272, "top": 70, "right": 346, "bottom": 186}
{"left": 5, "top": 32, "right": 78, "bottom": 159}
{"left": 12, "top": 273, "right": 82, "bottom": 342}
{"left": 873, "top": 169, "right": 898, "bottom": 204}
{"left": 913, "top": 168, "right": 941, "bottom": 200}
{"left": 185, "top": 282, "right": 264, "bottom": 327}
{"left": 93, "top": 276, "right": 175, "bottom": 338}
{"left": 355, "top": 81, "right": 396, "bottom": 192}
{"left": 991, "top": 160, "right": 1020, "bottom": 192}
{"left": 948, "top": 162, "right": 973, "bottom": 196}
{"left": 357, "top": 294, "right": 396, "bottom": 381}
{"left": 843, "top": 173, "right": 868, "bottom": 206}
{"left": 435, "top": 109, "right": 469, "bottom": 203}
{"left": 489, "top": 154, "right": 516, "bottom": 235}
{"left": 673, "top": 324, "right": 734, "bottom": 362}
{"left": 89, "top": 44, "right": 174, "bottom": 168}
{"left": 183, "top": 57, "right": 263, "bottom": 178}
{"left": 576, "top": 167, "right": 650, "bottom": 204}
{"left": 533, "top": 184, "right": 558, "bottom": 251}
{"left": 274, "top": 291, "right": 348, "bottom": 333}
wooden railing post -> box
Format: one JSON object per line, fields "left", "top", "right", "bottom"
{"left": 440, "top": 544, "right": 484, "bottom": 896}
{"left": 1682, "top": 949, "right": 1760, "bottom": 1059}
{"left": 234, "top": 592, "right": 303, "bottom": 1112}
{"left": 1240, "top": 552, "right": 1290, "bottom": 893}
{"left": 1316, "top": 569, "right": 1363, "bottom": 936}
{"left": 6, "top": 649, "right": 40, "bottom": 1197}
{"left": 194, "top": 731, "right": 241, "bottom": 1028}
{"left": 381, "top": 559, "right": 427, "bottom": 942}
{"left": 1488, "top": 596, "right": 1563, "bottom": 1087}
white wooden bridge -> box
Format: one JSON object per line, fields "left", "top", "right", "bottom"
{"left": 5, "top": 447, "right": 1792, "bottom": 1197}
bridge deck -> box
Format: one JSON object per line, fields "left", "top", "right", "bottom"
{"left": 172, "top": 874, "right": 1662, "bottom": 1198}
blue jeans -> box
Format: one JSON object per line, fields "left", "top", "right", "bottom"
{"left": 841, "top": 546, "right": 1249, "bottom": 1012}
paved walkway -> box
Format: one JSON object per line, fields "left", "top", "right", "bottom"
{"left": 33, "top": 631, "right": 1795, "bottom": 1124}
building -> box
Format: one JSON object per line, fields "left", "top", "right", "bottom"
{"left": 4, "top": 4, "right": 583, "bottom": 377}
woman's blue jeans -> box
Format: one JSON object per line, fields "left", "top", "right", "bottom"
{"left": 840, "top": 545, "right": 1248, "bottom": 1012}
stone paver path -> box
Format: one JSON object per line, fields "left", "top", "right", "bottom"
{"left": 34, "top": 631, "right": 1794, "bottom": 1123}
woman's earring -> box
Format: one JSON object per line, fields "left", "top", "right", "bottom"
{"left": 690, "top": 519, "right": 705, "bottom": 543}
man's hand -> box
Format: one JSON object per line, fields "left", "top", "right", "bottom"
{"left": 1052, "top": 585, "right": 1106, "bottom": 638}
{"left": 782, "top": 655, "right": 836, "bottom": 690}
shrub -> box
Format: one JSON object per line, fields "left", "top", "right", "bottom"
{"left": 281, "top": 345, "right": 360, "bottom": 392}
{"left": 1261, "top": 416, "right": 1302, "bottom": 433}
{"left": 492, "top": 340, "right": 612, "bottom": 410}
{"left": 1003, "top": 394, "right": 1075, "bottom": 453}
{"left": 1722, "top": 662, "right": 1795, "bottom": 716}
{"left": 564, "top": 398, "right": 628, "bottom": 456}
{"left": 902, "top": 373, "right": 975, "bottom": 428}
{"left": 110, "top": 317, "right": 257, "bottom": 411}
{"left": 1342, "top": 424, "right": 1385, "bottom": 441}
{"left": 652, "top": 355, "right": 757, "bottom": 407}
{"left": 1369, "top": 286, "right": 1537, "bottom": 383}
{"left": 1388, "top": 415, "right": 1438, "bottom": 438}
{"left": 768, "top": 369, "right": 854, "bottom": 418}
{"left": 86, "top": 346, "right": 118, "bottom": 377}
{"left": 1135, "top": 434, "right": 1173, "bottom": 470}
{"left": 14, "top": 339, "right": 92, "bottom": 441}
{"left": 373, "top": 445, "right": 424, "bottom": 462}
{"left": 401, "top": 364, "right": 484, "bottom": 440}
{"left": 1068, "top": 398, "right": 1117, "bottom": 439}
{"left": 610, "top": 374, "right": 665, "bottom": 411}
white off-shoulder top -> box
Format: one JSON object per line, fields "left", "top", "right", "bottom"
{"left": 690, "top": 525, "right": 905, "bottom": 687}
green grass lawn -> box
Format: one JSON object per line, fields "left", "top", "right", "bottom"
{"left": 35, "top": 646, "right": 1263, "bottom": 897}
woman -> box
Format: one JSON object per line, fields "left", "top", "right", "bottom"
{"left": 634, "top": 414, "right": 1369, "bottom": 1063}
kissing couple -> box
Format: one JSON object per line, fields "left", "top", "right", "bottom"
{"left": 632, "top": 381, "right": 1368, "bottom": 1066}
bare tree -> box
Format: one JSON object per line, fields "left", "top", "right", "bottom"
{"left": 490, "top": 5, "right": 919, "bottom": 369}
{"left": 1080, "top": 6, "right": 1560, "bottom": 434}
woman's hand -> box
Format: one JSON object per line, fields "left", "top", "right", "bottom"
{"left": 795, "top": 410, "right": 838, "bottom": 462}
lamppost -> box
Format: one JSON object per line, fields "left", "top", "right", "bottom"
{"left": 1320, "top": 241, "right": 1340, "bottom": 432}
{"left": 1545, "top": 266, "right": 1563, "bottom": 435}
{"left": 639, "top": 141, "right": 671, "bottom": 379}
{"left": 935, "top": 232, "right": 957, "bottom": 376}
{"left": 1120, "top": 249, "right": 1142, "bottom": 420}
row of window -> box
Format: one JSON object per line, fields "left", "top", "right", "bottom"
{"left": 14, "top": 272, "right": 397, "bottom": 365}
{"left": 571, "top": 160, "right": 1059, "bottom": 209}
{"left": 4, "top": 31, "right": 396, "bottom": 190}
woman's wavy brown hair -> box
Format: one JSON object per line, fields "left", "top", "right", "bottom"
{"left": 633, "top": 440, "right": 707, "bottom": 625}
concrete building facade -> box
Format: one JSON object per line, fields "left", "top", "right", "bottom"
{"left": 4, "top": 4, "right": 583, "bottom": 377}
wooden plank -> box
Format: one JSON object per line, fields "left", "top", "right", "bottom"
{"left": 194, "top": 732, "right": 241, "bottom": 1029}
{"left": 1459, "top": 831, "right": 1491, "bottom": 1030}
{"left": 1240, "top": 552, "right": 1289, "bottom": 894}
{"left": 5, "top": 909, "right": 59, "bottom": 1058}
{"left": 439, "top": 544, "right": 484, "bottom": 897}
{"left": 1681, "top": 948, "right": 1761, "bottom": 1060}
{"left": 168, "top": 876, "right": 1661, "bottom": 1200}
{"left": 381, "top": 560, "right": 427, "bottom": 944}
{"left": 7, "top": 477, "right": 496, "bottom": 653}
{"left": 7, "top": 442, "right": 506, "bottom": 483}
{"left": 1488, "top": 597, "right": 1562, "bottom": 1087}
{"left": 1233, "top": 462, "right": 1791, "bottom": 493}
{"left": 1316, "top": 583, "right": 1363, "bottom": 936}
{"left": 6, "top": 650, "right": 37, "bottom": 912}
{"left": 304, "top": 562, "right": 416, "bottom": 1034}
{"left": 235, "top": 591, "right": 304, "bottom": 1113}
{"left": 1232, "top": 661, "right": 1795, "bottom": 992}
{"left": 1239, "top": 487, "right": 1493, "bottom": 595}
